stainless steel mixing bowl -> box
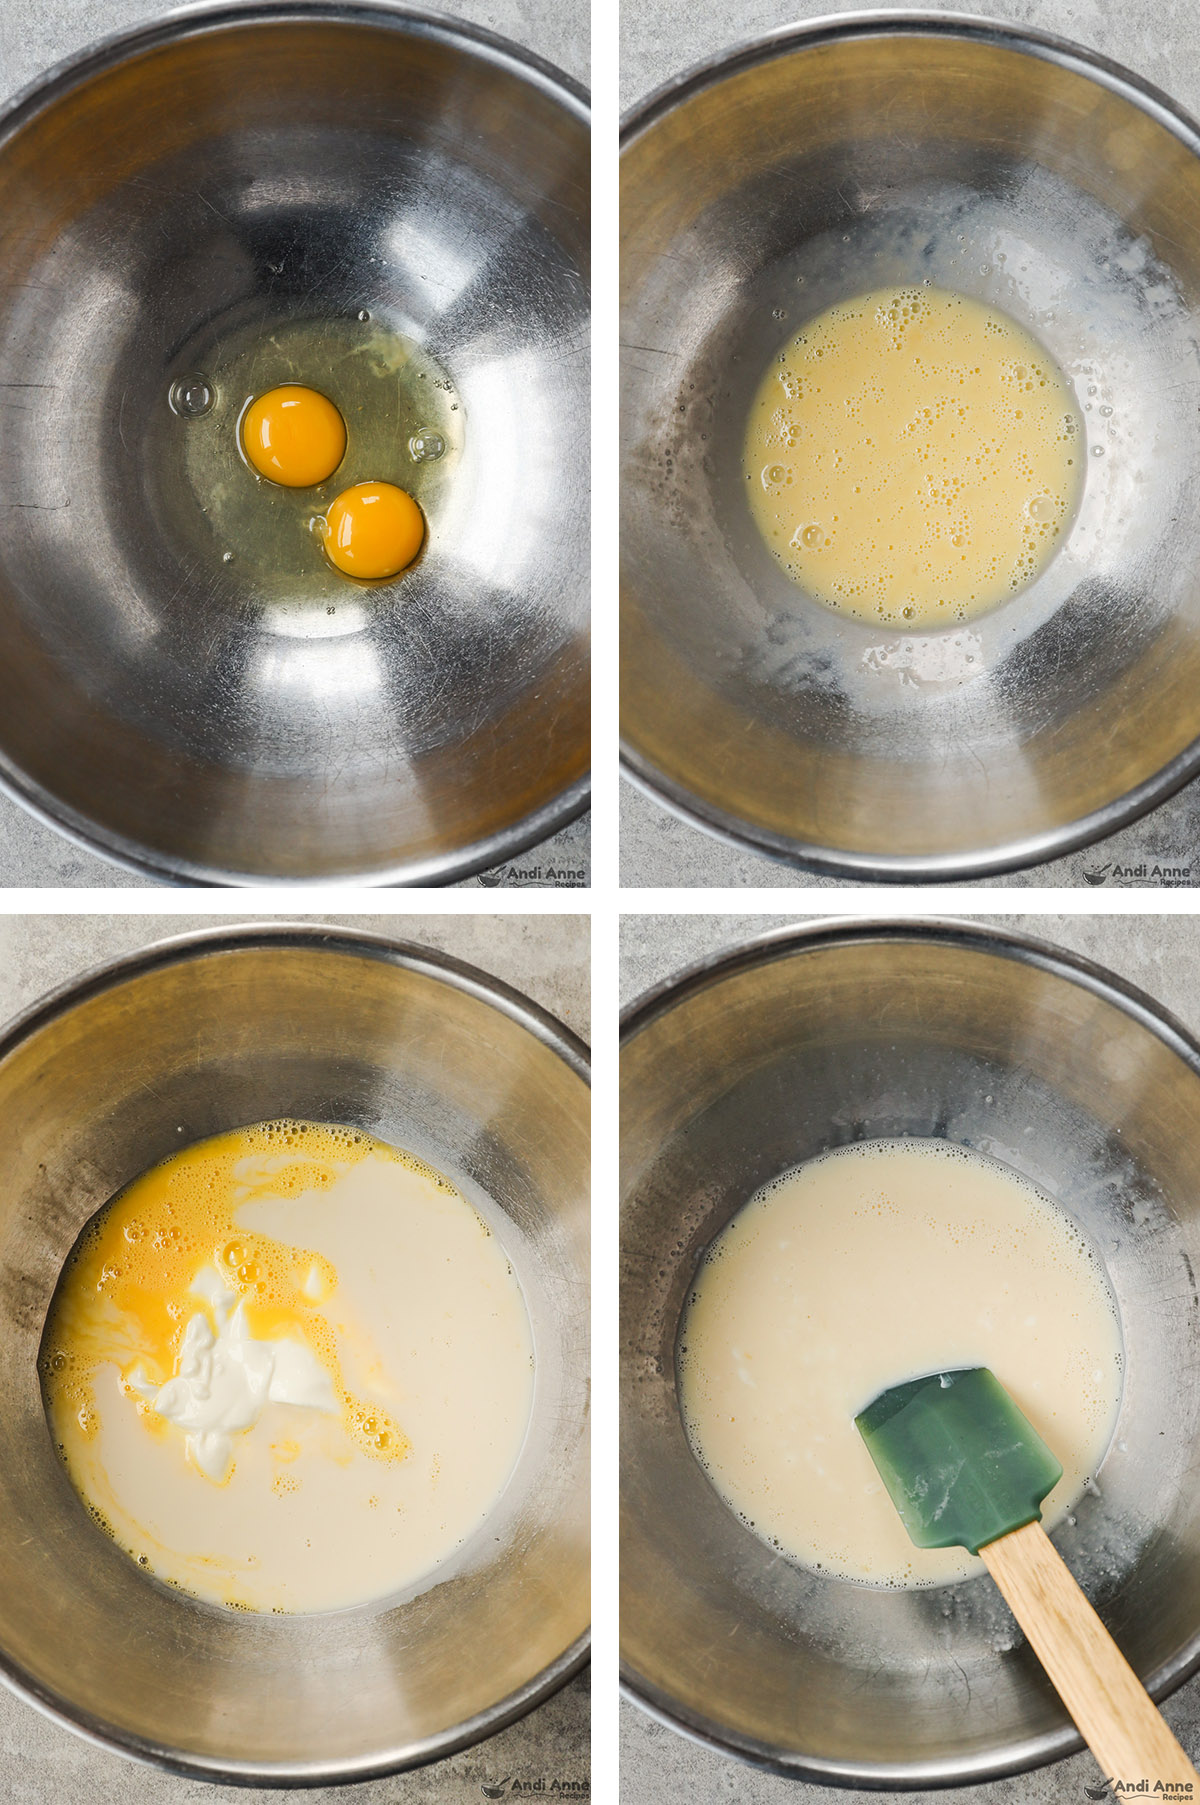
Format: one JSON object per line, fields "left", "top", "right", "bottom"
{"left": 621, "top": 921, "right": 1200, "bottom": 1786}
{"left": 0, "top": 3, "right": 589, "bottom": 885}
{"left": 621, "top": 15, "right": 1200, "bottom": 879}
{"left": 0, "top": 925, "right": 589, "bottom": 1782}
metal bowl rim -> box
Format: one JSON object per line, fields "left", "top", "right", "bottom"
{"left": 0, "top": 0, "right": 589, "bottom": 890}
{"left": 0, "top": 920, "right": 590, "bottom": 1784}
{"left": 619, "top": 9, "right": 1200, "bottom": 882}
{"left": 0, "top": 761, "right": 591, "bottom": 889}
{"left": 620, "top": 8, "right": 1200, "bottom": 147}
{"left": 618, "top": 740, "right": 1196, "bottom": 883}
{"left": 0, "top": 0, "right": 590, "bottom": 147}
{"left": 620, "top": 913, "right": 1200, "bottom": 1786}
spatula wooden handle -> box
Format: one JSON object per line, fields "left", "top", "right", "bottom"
{"left": 980, "top": 1519, "right": 1198, "bottom": 1789}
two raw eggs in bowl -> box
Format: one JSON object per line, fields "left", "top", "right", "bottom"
{"left": 0, "top": 3, "right": 589, "bottom": 885}
{"left": 239, "top": 382, "right": 424, "bottom": 581}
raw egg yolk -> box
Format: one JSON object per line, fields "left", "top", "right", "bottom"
{"left": 242, "top": 385, "right": 346, "bottom": 487}
{"left": 323, "top": 482, "right": 425, "bottom": 580}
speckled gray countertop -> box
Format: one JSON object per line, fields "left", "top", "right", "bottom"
{"left": 0, "top": 912, "right": 589, "bottom": 1804}
{"left": 0, "top": 0, "right": 589, "bottom": 890}
{"left": 620, "top": 910, "right": 1200, "bottom": 1803}
{"left": 619, "top": 0, "right": 1200, "bottom": 891}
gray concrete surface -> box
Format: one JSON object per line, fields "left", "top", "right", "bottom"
{"left": 619, "top": 0, "right": 1200, "bottom": 890}
{"left": 619, "top": 912, "right": 1200, "bottom": 1803}
{"left": 0, "top": 912, "right": 589, "bottom": 1803}
{"left": 0, "top": 0, "right": 588, "bottom": 890}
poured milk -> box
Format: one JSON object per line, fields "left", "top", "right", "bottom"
{"left": 744, "top": 287, "right": 1083, "bottom": 625}
{"left": 41, "top": 1122, "right": 534, "bottom": 1613}
{"left": 679, "top": 1140, "right": 1123, "bottom": 1587}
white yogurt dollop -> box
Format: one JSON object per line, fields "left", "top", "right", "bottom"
{"left": 128, "top": 1264, "right": 337, "bottom": 1482}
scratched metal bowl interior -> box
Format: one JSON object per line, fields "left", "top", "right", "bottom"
{"left": 0, "top": 2, "right": 589, "bottom": 884}
{"left": 620, "top": 17, "right": 1200, "bottom": 878}
{"left": 620, "top": 922, "right": 1200, "bottom": 1785}
{"left": 0, "top": 928, "right": 589, "bottom": 1782}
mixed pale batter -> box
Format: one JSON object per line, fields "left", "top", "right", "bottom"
{"left": 41, "top": 1121, "right": 533, "bottom": 1613}
{"left": 744, "top": 287, "right": 1083, "bottom": 625}
{"left": 679, "top": 1140, "right": 1122, "bottom": 1587}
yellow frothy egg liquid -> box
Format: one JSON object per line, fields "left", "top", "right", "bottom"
{"left": 41, "top": 1120, "right": 534, "bottom": 1613}
{"left": 744, "top": 286, "right": 1084, "bottom": 626}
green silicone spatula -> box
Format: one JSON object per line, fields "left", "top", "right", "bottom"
{"left": 856, "top": 1367, "right": 1199, "bottom": 1791}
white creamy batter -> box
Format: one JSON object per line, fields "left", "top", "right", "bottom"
{"left": 679, "top": 1139, "right": 1123, "bottom": 1587}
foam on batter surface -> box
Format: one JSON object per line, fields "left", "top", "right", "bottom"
{"left": 744, "top": 287, "right": 1083, "bottom": 625}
